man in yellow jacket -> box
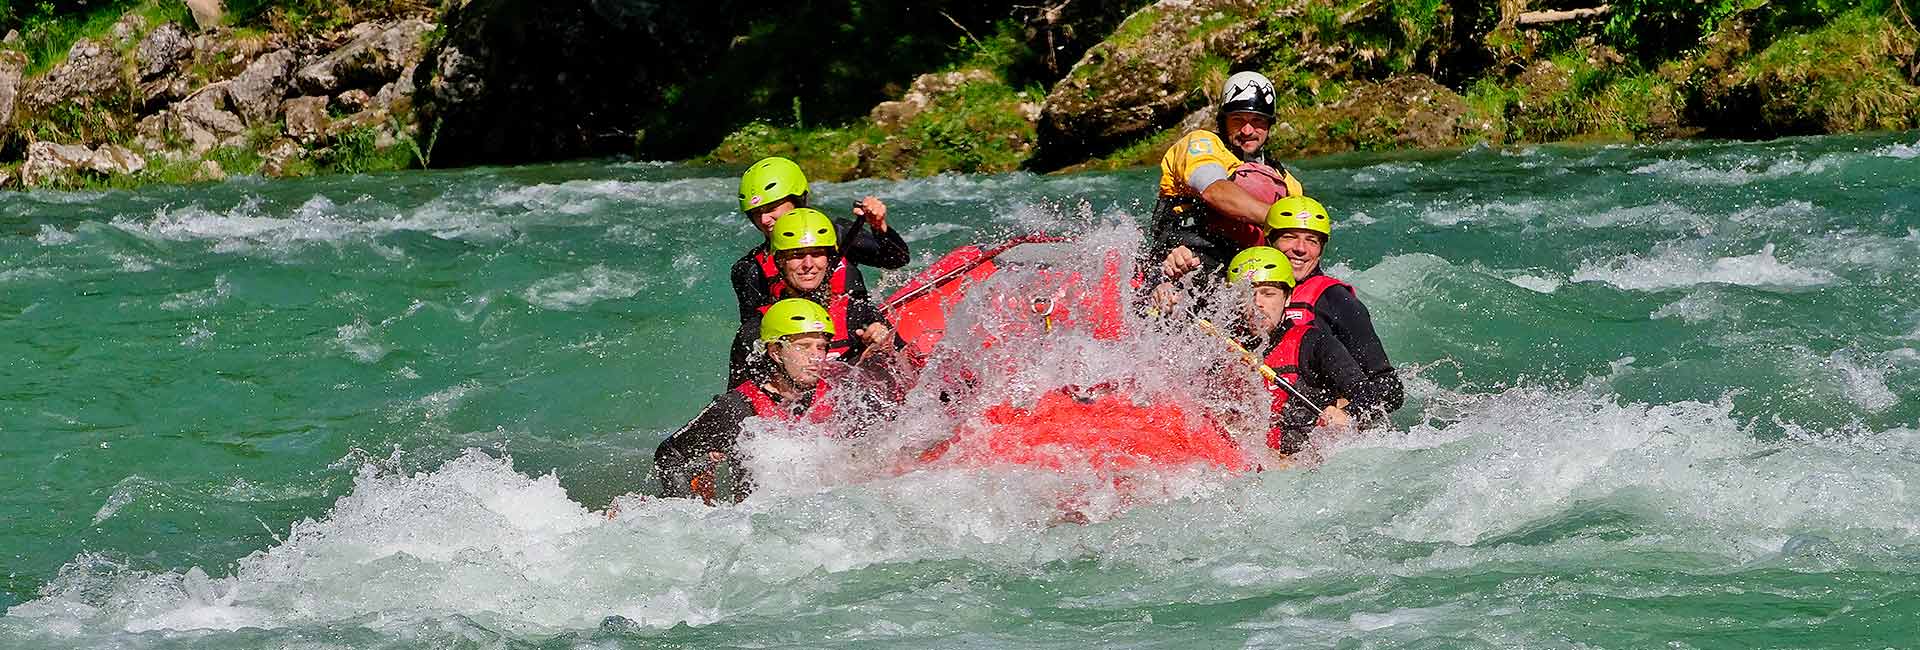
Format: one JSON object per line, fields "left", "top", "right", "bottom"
{"left": 1145, "top": 71, "right": 1306, "bottom": 298}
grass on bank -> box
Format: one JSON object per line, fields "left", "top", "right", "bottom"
{"left": 5, "top": 0, "right": 191, "bottom": 75}
{"left": 705, "top": 19, "right": 1045, "bottom": 180}
{"left": 14, "top": 125, "right": 423, "bottom": 191}
{"left": 1736, "top": 7, "right": 1920, "bottom": 133}
{"left": 709, "top": 76, "right": 1041, "bottom": 180}
{"left": 2, "top": 0, "right": 439, "bottom": 77}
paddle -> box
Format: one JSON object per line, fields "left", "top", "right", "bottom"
{"left": 1192, "top": 318, "right": 1328, "bottom": 414}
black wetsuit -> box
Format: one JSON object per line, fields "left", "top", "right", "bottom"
{"left": 730, "top": 216, "right": 910, "bottom": 321}
{"left": 1293, "top": 268, "right": 1405, "bottom": 415}
{"left": 1256, "top": 325, "right": 1384, "bottom": 454}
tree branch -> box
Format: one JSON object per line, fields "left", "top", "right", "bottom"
{"left": 1516, "top": 4, "right": 1612, "bottom": 26}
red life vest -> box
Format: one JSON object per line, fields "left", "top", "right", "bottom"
{"left": 734, "top": 380, "right": 834, "bottom": 422}
{"left": 1259, "top": 322, "right": 1313, "bottom": 449}
{"left": 758, "top": 250, "right": 849, "bottom": 296}
{"left": 1284, "top": 275, "right": 1353, "bottom": 326}
{"left": 756, "top": 293, "right": 853, "bottom": 358}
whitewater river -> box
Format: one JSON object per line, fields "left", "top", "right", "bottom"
{"left": 3, "top": 132, "right": 1918, "bottom": 648}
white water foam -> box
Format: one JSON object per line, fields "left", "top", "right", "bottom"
{"left": 15, "top": 378, "right": 1916, "bottom": 646}
{"left": 903, "top": 222, "right": 968, "bottom": 242}
{"left": 1348, "top": 162, "right": 1423, "bottom": 185}
{"left": 520, "top": 265, "right": 647, "bottom": 311}
{"left": 1628, "top": 153, "right": 1845, "bottom": 185}
{"left": 11, "top": 364, "right": 1920, "bottom": 649}
{"left": 486, "top": 177, "right": 734, "bottom": 211}
{"left": 1343, "top": 210, "right": 1378, "bottom": 226}
{"left": 0, "top": 267, "right": 57, "bottom": 283}
{"left": 108, "top": 193, "right": 527, "bottom": 255}
{"left": 34, "top": 224, "right": 77, "bottom": 246}
{"left": 827, "top": 171, "right": 1048, "bottom": 205}
{"left": 1650, "top": 291, "right": 1724, "bottom": 323}
{"left": 1875, "top": 141, "right": 1920, "bottom": 159}
{"left": 1572, "top": 243, "right": 1836, "bottom": 291}
{"left": 1820, "top": 349, "right": 1900, "bottom": 413}
{"left": 1414, "top": 197, "right": 1563, "bottom": 228}
{"left": 1569, "top": 201, "right": 1710, "bottom": 233}
{"left": 159, "top": 276, "right": 231, "bottom": 312}
{"left": 333, "top": 317, "right": 387, "bottom": 364}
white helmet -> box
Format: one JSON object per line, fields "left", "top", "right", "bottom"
{"left": 1219, "top": 71, "right": 1277, "bottom": 120}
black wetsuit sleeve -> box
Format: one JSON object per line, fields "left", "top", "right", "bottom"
{"left": 1140, "top": 197, "right": 1240, "bottom": 290}
{"left": 1274, "top": 329, "right": 1370, "bottom": 451}
{"left": 1316, "top": 284, "right": 1405, "bottom": 413}
{"left": 725, "top": 319, "right": 760, "bottom": 389}
{"left": 837, "top": 217, "right": 911, "bottom": 270}
{"left": 1143, "top": 196, "right": 1184, "bottom": 278}
{"left": 839, "top": 298, "right": 888, "bottom": 359}
{"left": 1306, "top": 328, "right": 1382, "bottom": 415}
{"left": 731, "top": 252, "right": 772, "bottom": 321}
{"left": 654, "top": 392, "right": 753, "bottom": 498}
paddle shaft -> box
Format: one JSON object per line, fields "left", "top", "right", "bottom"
{"left": 1194, "top": 318, "right": 1329, "bottom": 414}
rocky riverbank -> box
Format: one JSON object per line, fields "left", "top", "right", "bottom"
{"left": 2, "top": 0, "right": 1914, "bottom": 190}
{"left": 0, "top": 0, "right": 433, "bottom": 189}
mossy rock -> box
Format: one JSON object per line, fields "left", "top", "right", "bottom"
{"left": 1032, "top": 0, "right": 1271, "bottom": 170}
{"left": 1275, "top": 74, "right": 1494, "bottom": 156}
{"left": 1684, "top": 8, "right": 1920, "bottom": 137}
{"left": 708, "top": 68, "right": 1040, "bottom": 181}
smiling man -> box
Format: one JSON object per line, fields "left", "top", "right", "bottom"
{"left": 657, "top": 299, "right": 844, "bottom": 504}
{"left": 1264, "top": 196, "right": 1404, "bottom": 418}
{"left": 1144, "top": 71, "right": 1307, "bottom": 291}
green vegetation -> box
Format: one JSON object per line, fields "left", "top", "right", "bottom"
{"left": 1602, "top": 0, "right": 1763, "bottom": 61}
{"left": 0, "top": 0, "right": 431, "bottom": 76}
{"left": 705, "top": 17, "right": 1056, "bottom": 179}
{"left": 15, "top": 92, "right": 133, "bottom": 143}
{"left": 1735, "top": 7, "right": 1920, "bottom": 132}
{"left": 1460, "top": 53, "right": 1682, "bottom": 144}
{"left": 8, "top": 0, "right": 1917, "bottom": 189}
{"left": 1109, "top": 6, "right": 1163, "bottom": 49}
{"left": 6, "top": 0, "right": 148, "bottom": 74}
{"left": 221, "top": 0, "right": 433, "bottom": 34}
{"left": 314, "top": 126, "right": 417, "bottom": 174}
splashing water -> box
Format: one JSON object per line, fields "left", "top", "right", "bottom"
{"left": 4, "top": 133, "right": 1920, "bottom": 648}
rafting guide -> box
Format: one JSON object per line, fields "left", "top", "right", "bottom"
{"left": 1145, "top": 71, "right": 1306, "bottom": 301}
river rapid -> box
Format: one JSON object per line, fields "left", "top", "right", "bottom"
{"left": 3, "top": 132, "right": 1919, "bottom": 648}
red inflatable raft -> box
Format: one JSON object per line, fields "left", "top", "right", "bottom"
{"left": 879, "top": 236, "right": 1253, "bottom": 475}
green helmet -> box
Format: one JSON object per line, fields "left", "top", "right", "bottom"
{"left": 1265, "top": 196, "right": 1331, "bottom": 240}
{"left": 1227, "top": 246, "right": 1296, "bottom": 286}
{"left": 761, "top": 298, "right": 836, "bottom": 342}
{"left": 768, "top": 208, "right": 838, "bottom": 253}
{"left": 739, "top": 157, "right": 809, "bottom": 212}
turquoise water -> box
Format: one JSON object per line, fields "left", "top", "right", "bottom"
{"left": 3, "top": 133, "right": 1919, "bottom": 648}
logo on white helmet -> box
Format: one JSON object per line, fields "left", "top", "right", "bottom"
{"left": 1221, "top": 72, "right": 1275, "bottom": 111}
